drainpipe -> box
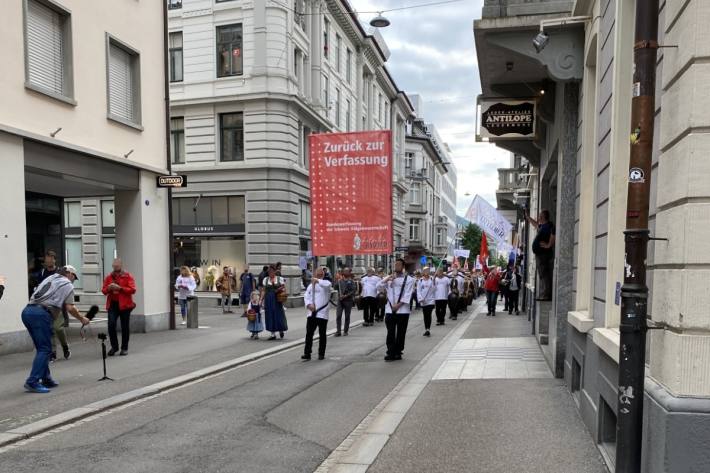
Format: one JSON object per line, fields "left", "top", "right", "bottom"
{"left": 163, "top": 0, "right": 176, "bottom": 330}
{"left": 615, "top": 0, "right": 659, "bottom": 471}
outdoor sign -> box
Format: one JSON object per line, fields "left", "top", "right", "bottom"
{"left": 157, "top": 175, "right": 187, "bottom": 188}
{"left": 395, "top": 246, "right": 409, "bottom": 252}
{"left": 477, "top": 98, "right": 536, "bottom": 140}
{"left": 465, "top": 195, "right": 513, "bottom": 244}
{"left": 454, "top": 249, "right": 470, "bottom": 259}
{"left": 309, "top": 130, "right": 393, "bottom": 256}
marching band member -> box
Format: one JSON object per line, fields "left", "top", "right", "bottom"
{"left": 434, "top": 268, "right": 450, "bottom": 326}
{"left": 417, "top": 267, "right": 435, "bottom": 336}
{"left": 360, "top": 268, "right": 381, "bottom": 327}
{"left": 378, "top": 258, "right": 414, "bottom": 362}
{"left": 302, "top": 267, "right": 332, "bottom": 361}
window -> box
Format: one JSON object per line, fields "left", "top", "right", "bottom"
{"left": 107, "top": 36, "right": 141, "bottom": 127}
{"left": 346, "top": 48, "right": 352, "bottom": 83}
{"left": 167, "top": 0, "right": 182, "bottom": 9}
{"left": 322, "top": 73, "right": 329, "bottom": 112}
{"left": 346, "top": 99, "right": 351, "bottom": 132}
{"left": 405, "top": 152, "right": 413, "bottom": 171}
{"left": 335, "top": 34, "right": 341, "bottom": 73}
{"left": 101, "top": 200, "right": 115, "bottom": 230}
{"left": 64, "top": 201, "right": 81, "bottom": 228}
{"left": 220, "top": 112, "right": 244, "bottom": 161}
{"left": 436, "top": 228, "right": 445, "bottom": 247}
{"left": 302, "top": 125, "right": 311, "bottom": 169}
{"left": 24, "top": 0, "right": 74, "bottom": 102}
{"left": 169, "top": 32, "right": 183, "bottom": 82}
{"left": 300, "top": 201, "right": 311, "bottom": 231}
{"left": 378, "top": 93, "right": 383, "bottom": 122}
{"left": 217, "top": 24, "right": 243, "bottom": 77}
{"left": 335, "top": 88, "right": 341, "bottom": 127}
{"left": 385, "top": 102, "right": 390, "bottom": 126}
{"left": 323, "top": 18, "right": 330, "bottom": 59}
{"left": 172, "top": 196, "right": 245, "bottom": 226}
{"left": 170, "top": 117, "right": 185, "bottom": 164}
{"left": 294, "top": 49, "right": 300, "bottom": 86}
{"left": 409, "top": 182, "right": 421, "bottom": 204}
{"left": 409, "top": 218, "right": 420, "bottom": 241}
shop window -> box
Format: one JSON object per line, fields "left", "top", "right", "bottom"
{"left": 211, "top": 196, "right": 229, "bottom": 225}
{"left": 228, "top": 196, "right": 245, "bottom": 224}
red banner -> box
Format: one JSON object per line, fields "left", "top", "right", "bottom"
{"left": 309, "top": 130, "right": 393, "bottom": 256}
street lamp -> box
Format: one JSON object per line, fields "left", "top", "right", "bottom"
{"left": 370, "top": 12, "right": 390, "bottom": 28}
{"left": 531, "top": 16, "right": 591, "bottom": 53}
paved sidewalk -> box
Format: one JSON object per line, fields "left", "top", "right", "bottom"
{"left": 364, "top": 300, "right": 608, "bottom": 473}
{"left": 0, "top": 303, "right": 363, "bottom": 434}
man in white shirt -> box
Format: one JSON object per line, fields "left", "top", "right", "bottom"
{"left": 433, "top": 268, "right": 451, "bottom": 326}
{"left": 360, "top": 267, "right": 381, "bottom": 327}
{"left": 378, "top": 258, "right": 415, "bottom": 362}
{"left": 448, "top": 269, "right": 466, "bottom": 320}
{"left": 417, "top": 267, "right": 435, "bottom": 337}
{"left": 302, "top": 267, "right": 333, "bottom": 361}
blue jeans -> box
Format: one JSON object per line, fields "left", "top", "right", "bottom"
{"left": 486, "top": 290, "right": 498, "bottom": 314}
{"left": 21, "top": 305, "right": 53, "bottom": 384}
{"left": 179, "top": 299, "right": 188, "bottom": 317}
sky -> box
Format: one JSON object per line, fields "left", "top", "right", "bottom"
{"left": 348, "top": 0, "right": 511, "bottom": 216}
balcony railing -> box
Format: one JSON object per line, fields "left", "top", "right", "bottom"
{"left": 497, "top": 168, "right": 529, "bottom": 191}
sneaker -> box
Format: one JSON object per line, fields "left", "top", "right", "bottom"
{"left": 301, "top": 354, "right": 311, "bottom": 361}
{"left": 119, "top": 349, "right": 128, "bottom": 356}
{"left": 424, "top": 330, "right": 431, "bottom": 337}
{"left": 62, "top": 346, "right": 71, "bottom": 360}
{"left": 181, "top": 320, "right": 186, "bottom": 325}
{"left": 41, "top": 379, "right": 59, "bottom": 388}
{"left": 107, "top": 348, "right": 118, "bottom": 356}
{"left": 24, "top": 382, "right": 50, "bottom": 393}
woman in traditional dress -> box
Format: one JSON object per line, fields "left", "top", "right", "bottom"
{"left": 260, "top": 265, "right": 288, "bottom": 340}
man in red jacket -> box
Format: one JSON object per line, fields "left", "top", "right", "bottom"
{"left": 483, "top": 264, "right": 502, "bottom": 316}
{"left": 102, "top": 258, "right": 137, "bottom": 356}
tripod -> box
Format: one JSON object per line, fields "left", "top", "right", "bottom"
{"left": 98, "top": 336, "right": 114, "bottom": 382}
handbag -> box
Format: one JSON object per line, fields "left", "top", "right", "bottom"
{"left": 246, "top": 308, "right": 257, "bottom": 322}
{"left": 276, "top": 288, "right": 288, "bottom": 304}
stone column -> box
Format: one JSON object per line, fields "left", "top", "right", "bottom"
{"left": 0, "top": 132, "right": 32, "bottom": 355}
{"left": 114, "top": 171, "right": 170, "bottom": 332}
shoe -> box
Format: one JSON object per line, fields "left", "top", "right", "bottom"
{"left": 301, "top": 354, "right": 311, "bottom": 361}
{"left": 424, "top": 330, "right": 430, "bottom": 337}
{"left": 63, "top": 346, "right": 71, "bottom": 360}
{"left": 250, "top": 333, "right": 255, "bottom": 339}
{"left": 24, "top": 382, "right": 50, "bottom": 393}
{"left": 279, "top": 332, "right": 284, "bottom": 339}
{"left": 318, "top": 355, "right": 325, "bottom": 360}
{"left": 509, "top": 312, "right": 513, "bottom": 315}
{"left": 107, "top": 348, "right": 118, "bottom": 356}
{"left": 516, "top": 311, "right": 520, "bottom": 315}
{"left": 227, "top": 310, "right": 234, "bottom": 314}
{"left": 452, "top": 317, "right": 457, "bottom": 320}
{"left": 344, "top": 332, "right": 349, "bottom": 336}
{"left": 394, "top": 355, "right": 402, "bottom": 361}
{"left": 119, "top": 349, "right": 128, "bottom": 356}
{"left": 50, "top": 352, "right": 57, "bottom": 363}
{"left": 41, "top": 379, "right": 59, "bottom": 388}
{"left": 181, "top": 320, "right": 186, "bottom": 325}
{"left": 268, "top": 335, "right": 277, "bottom": 340}
{"left": 335, "top": 332, "right": 341, "bottom": 337}
{"left": 492, "top": 313, "right": 496, "bottom": 316}
{"left": 384, "top": 355, "right": 396, "bottom": 362}
{"left": 254, "top": 335, "right": 259, "bottom": 340}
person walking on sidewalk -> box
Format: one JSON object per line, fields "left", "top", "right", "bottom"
{"left": 261, "top": 265, "right": 288, "bottom": 340}
{"left": 360, "top": 267, "right": 381, "bottom": 326}
{"left": 246, "top": 291, "right": 263, "bottom": 339}
{"left": 335, "top": 267, "right": 356, "bottom": 336}
{"left": 216, "top": 267, "right": 237, "bottom": 314}
{"left": 22, "top": 266, "right": 91, "bottom": 393}
{"left": 379, "top": 258, "right": 414, "bottom": 362}
{"left": 483, "top": 265, "right": 502, "bottom": 316}
{"left": 417, "top": 267, "right": 435, "bottom": 337}
{"left": 31, "top": 250, "right": 69, "bottom": 362}
{"left": 175, "top": 266, "right": 196, "bottom": 325}
{"left": 302, "top": 267, "right": 332, "bottom": 361}
{"left": 102, "top": 258, "right": 137, "bottom": 356}
{"left": 527, "top": 209, "right": 555, "bottom": 301}
{"left": 505, "top": 266, "right": 522, "bottom": 315}
{"left": 434, "top": 268, "right": 450, "bottom": 326}
{"left": 240, "top": 266, "right": 256, "bottom": 312}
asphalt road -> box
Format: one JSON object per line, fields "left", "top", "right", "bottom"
{"left": 0, "top": 311, "right": 463, "bottom": 473}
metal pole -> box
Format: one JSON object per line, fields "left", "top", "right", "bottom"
{"left": 616, "top": 0, "right": 659, "bottom": 471}
{"left": 162, "top": 0, "right": 176, "bottom": 330}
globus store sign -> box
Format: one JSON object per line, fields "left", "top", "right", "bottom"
{"left": 476, "top": 97, "right": 537, "bottom": 141}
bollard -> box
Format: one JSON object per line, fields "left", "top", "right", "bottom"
{"left": 187, "top": 297, "right": 199, "bottom": 328}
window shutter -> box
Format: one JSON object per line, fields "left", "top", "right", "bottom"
{"left": 27, "top": 0, "right": 64, "bottom": 94}
{"left": 108, "top": 44, "right": 134, "bottom": 121}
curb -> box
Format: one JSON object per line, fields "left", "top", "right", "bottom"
{"left": 0, "top": 320, "right": 364, "bottom": 449}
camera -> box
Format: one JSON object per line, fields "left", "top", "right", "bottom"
{"left": 97, "top": 332, "right": 107, "bottom": 341}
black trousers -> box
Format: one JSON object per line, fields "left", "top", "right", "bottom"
{"left": 508, "top": 290, "right": 519, "bottom": 313}
{"left": 377, "top": 300, "right": 385, "bottom": 321}
{"left": 435, "top": 300, "right": 447, "bottom": 324}
{"left": 108, "top": 302, "right": 132, "bottom": 351}
{"left": 385, "top": 313, "right": 409, "bottom": 357}
{"left": 304, "top": 316, "right": 328, "bottom": 357}
{"left": 336, "top": 300, "right": 353, "bottom": 333}
{"left": 448, "top": 296, "right": 459, "bottom": 318}
{"left": 363, "top": 297, "right": 376, "bottom": 323}
{"left": 536, "top": 254, "right": 554, "bottom": 299}
{"left": 422, "top": 305, "right": 434, "bottom": 330}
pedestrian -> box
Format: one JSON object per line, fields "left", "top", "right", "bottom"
{"left": 323, "top": 267, "right": 333, "bottom": 282}
{"left": 30, "top": 250, "right": 69, "bottom": 362}
{"left": 22, "top": 266, "right": 91, "bottom": 393}
{"left": 417, "top": 267, "right": 435, "bottom": 336}
{"left": 246, "top": 291, "right": 264, "bottom": 339}
{"left": 527, "top": 209, "right": 555, "bottom": 300}
{"left": 302, "top": 267, "right": 332, "bottom": 361}
{"left": 379, "top": 258, "right": 414, "bottom": 362}
{"left": 257, "top": 265, "right": 269, "bottom": 289}
{"left": 447, "top": 269, "right": 462, "bottom": 320}
{"left": 29, "top": 249, "right": 58, "bottom": 295}
{"left": 101, "top": 258, "right": 137, "bottom": 356}
{"left": 240, "top": 266, "right": 257, "bottom": 313}
{"left": 175, "top": 266, "right": 196, "bottom": 325}
{"left": 275, "top": 261, "right": 283, "bottom": 277}
{"left": 483, "top": 265, "right": 502, "bottom": 316}
{"left": 261, "top": 265, "right": 288, "bottom": 340}
{"left": 376, "top": 268, "right": 387, "bottom": 322}
{"left": 433, "top": 268, "right": 450, "bottom": 326}
{"left": 216, "top": 266, "right": 237, "bottom": 314}
{"left": 501, "top": 265, "right": 512, "bottom": 312}
{"left": 359, "top": 267, "right": 381, "bottom": 326}
{"left": 190, "top": 267, "right": 201, "bottom": 290}
{"left": 335, "top": 267, "right": 356, "bottom": 336}
{"left": 506, "top": 266, "right": 522, "bottom": 315}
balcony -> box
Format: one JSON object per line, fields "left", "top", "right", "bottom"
{"left": 496, "top": 167, "right": 529, "bottom": 210}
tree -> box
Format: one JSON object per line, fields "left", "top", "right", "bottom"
{"left": 495, "top": 254, "right": 508, "bottom": 268}
{"left": 461, "top": 223, "right": 487, "bottom": 258}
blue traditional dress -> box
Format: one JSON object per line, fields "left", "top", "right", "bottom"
{"left": 246, "top": 301, "right": 264, "bottom": 335}
{"left": 263, "top": 276, "right": 288, "bottom": 333}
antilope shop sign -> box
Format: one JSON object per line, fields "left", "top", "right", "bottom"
{"left": 309, "top": 130, "right": 393, "bottom": 256}
{"left": 478, "top": 98, "right": 536, "bottom": 140}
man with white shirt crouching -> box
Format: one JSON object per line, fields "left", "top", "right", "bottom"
{"left": 302, "top": 267, "right": 333, "bottom": 361}
{"left": 378, "top": 258, "right": 415, "bottom": 362}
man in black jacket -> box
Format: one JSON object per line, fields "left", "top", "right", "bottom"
{"left": 504, "top": 266, "right": 522, "bottom": 315}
